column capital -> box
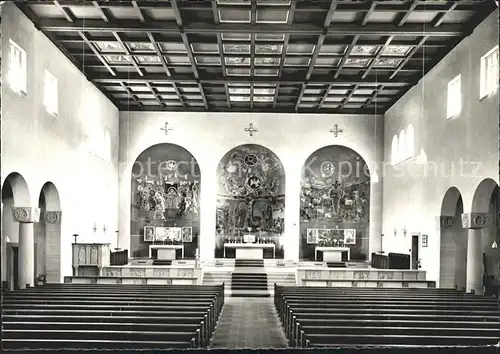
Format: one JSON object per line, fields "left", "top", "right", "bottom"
{"left": 12, "top": 207, "right": 41, "bottom": 223}
{"left": 437, "top": 216, "right": 456, "bottom": 229}
{"left": 44, "top": 211, "right": 62, "bottom": 225}
{"left": 461, "top": 213, "right": 488, "bottom": 229}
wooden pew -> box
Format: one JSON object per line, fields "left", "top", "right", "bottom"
{"left": 2, "top": 283, "right": 224, "bottom": 350}
{"left": 274, "top": 284, "right": 500, "bottom": 348}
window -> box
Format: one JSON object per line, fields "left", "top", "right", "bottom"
{"left": 406, "top": 125, "right": 415, "bottom": 159}
{"left": 391, "top": 125, "right": 414, "bottom": 165}
{"left": 391, "top": 135, "right": 398, "bottom": 166}
{"left": 480, "top": 45, "right": 499, "bottom": 99}
{"left": 8, "top": 39, "right": 27, "bottom": 95}
{"left": 398, "top": 129, "right": 406, "bottom": 160}
{"left": 43, "top": 70, "right": 58, "bottom": 115}
{"left": 447, "top": 74, "right": 461, "bottom": 119}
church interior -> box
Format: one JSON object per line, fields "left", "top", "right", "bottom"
{"left": 1, "top": 0, "right": 499, "bottom": 351}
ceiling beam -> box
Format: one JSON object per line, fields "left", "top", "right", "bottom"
{"left": 56, "top": 36, "right": 450, "bottom": 49}
{"left": 431, "top": 0, "right": 460, "bottom": 27}
{"left": 171, "top": 0, "right": 208, "bottom": 109}
{"left": 362, "top": 36, "right": 394, "bottom": 79}
{"left": 211, "top": 1, "right": 231, "bottom": 109}
{"left": 339, "top": 85, "right": 360, "bottom": 110}
{"left": 37, "top": 19, "right": 465, "bottom": 36}
{"left": 360, "top": 1, "right": 377, "bottom": 26}
{"left": 250, "top": 0, "right": 256, "bottom": 110}
{"left": 396, "top": 0, "right": 419, "bottom": 26}
{"left": 92, "top": 73, "right": 410, "bottom": 86}
{"left": 389, "top": 36, "right": 429, "bottom": 80}
{"left": 295, "top": 0, "right": 338, "bottom": 111}
{"left": 119, "top": 105, "right": 380, "bottom": 115}
{"left": 362, "top": 85, "right": 385, "bottom": 108}
{"left": 273, "top": 0, "right": 296, "bottom": 109}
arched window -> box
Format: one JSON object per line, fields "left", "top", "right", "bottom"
{"left": 391, "top": 135, "right": 399, "bottom": 166}
{"left": 398, "top": 129, "right": 406, "bottom": 161}
{"left": 406, "top": 125, "right": 415, "bottom": 159}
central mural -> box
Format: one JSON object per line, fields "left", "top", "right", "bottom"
{"left": 215, "top": 144, "right": 285, "bottom": 259}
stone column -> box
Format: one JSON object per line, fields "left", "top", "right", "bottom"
{"left": 461, "top": 213, "right": 488, "bottom": 295}
{"left": 12, "top": 207, "right": 41, "bottom": 289}
{"left": 44, "top": 211, "right": 62, "bottom": 283}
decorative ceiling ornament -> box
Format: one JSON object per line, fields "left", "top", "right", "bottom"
{"left": 351, "top": 45, "right": 378, "bottom": 56}
{"left": 104, "top": 55, "right": 132, "bottom": 63}
{"left": 95, "top": 41, "right": 123, "bottom": 52}
{"left": 344, "top": 58, "right": 371, "bottom": 67}
{"left": 136, "top": 55, "right": 161, "bottom": 64}
{"left": 382, "top": 45, "right": 412, "bottom": 56}
{"left": 226, "top": 57, "right": 249, "bottom": 65}
{"left": 374, "top": 58, "right": 402, "bottom": 67}
{"left": 256, "top": 44, "right": 283, "bottom": 54}
{"left": 128, "top": 42, "right": 155, "bottom": 51}
{"left": 224, "top": 44, "right": 250, "bottom": 53}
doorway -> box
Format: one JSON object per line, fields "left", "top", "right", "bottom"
{"left": 411, "top": 234, "right": 419, "bottom": 270}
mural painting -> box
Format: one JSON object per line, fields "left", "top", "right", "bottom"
{"left": 300, "top": 145, "right": 370, "bottom": 261}
{"left": 130, "top": 143, "right": 200, "bottom": 258}
{"left": 215, "top": 144, "right": 285, "bottom": 258}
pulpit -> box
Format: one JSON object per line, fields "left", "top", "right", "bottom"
{"left": 72, "top": 243, "right": 111, "bottom": 276}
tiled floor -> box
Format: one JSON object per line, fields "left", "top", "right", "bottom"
{"left": 209, "top": 297, "right": 289, "bottom": 349}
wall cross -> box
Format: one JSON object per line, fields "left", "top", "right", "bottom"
{"left": 160, "top": 122, "right": 173, "bottom": 135}
{"left": 245, "top": 123, "right": 258, "bottom": 136}
{"left": 329, "top": 124, "right": 343, "bottom": 137}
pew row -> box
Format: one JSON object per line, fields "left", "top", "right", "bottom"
{"left": 2, "top": 283, "right": 224, "bottom": 350}
{"left": 274, "top": 284, "right": 500, "bottom": 348}
{"left": 301, "top": 278, "right": 436, "bottom": 288}
{"left": 64, "top": 275, "right": 198, "bottom": 285}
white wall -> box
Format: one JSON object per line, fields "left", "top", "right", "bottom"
{"left": 382, "top": 10, "right": 499, "bottom": 283}
{"left": 1, "top": 3, "right": 120, "bottom": 280}
{"left": 118, "top": 111, "right": 384, "bottom": 261}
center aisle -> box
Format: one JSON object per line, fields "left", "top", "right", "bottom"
{"left": 209, "top": 297, "right": 289, "bottom": 349}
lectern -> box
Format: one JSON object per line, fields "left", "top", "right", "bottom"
{"left": 72, "top": 243, "right": 111, "bottom": 276}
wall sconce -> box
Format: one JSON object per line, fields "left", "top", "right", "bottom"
{"left": 93, "top": 223, "right": 97, "bottom": 233}
{"left": 103, "top": 224, "right": 107, "bottom": 233}
{"left": 402, "top": 227, "right": 407, "bottom": 237}
{"left": 394, "top": 228, "right": 397, "bottom": 237}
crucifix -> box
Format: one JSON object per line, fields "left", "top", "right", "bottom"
{"left": 245, "top": 123, "right": 258, "bottom": 137}
{"left": 160, "top": 122, "right": 173, "bottom": 135}
{"left": 329, "top": 124, "right": 343, "bottom": 137}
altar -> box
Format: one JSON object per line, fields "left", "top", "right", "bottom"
{"left": 315, "top": 246, "right": 350, "bottom": 262}
{"left": 224, "top": 243, "right": 275, "bottom": 259}
{"left": 149, "top": 244, "right": 184, "bottom": 260}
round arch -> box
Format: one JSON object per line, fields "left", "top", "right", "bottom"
{"left": 215, "top": 144, "right": 286, "bottom": 259}
{"left": 299, "top": 145, "right": 370, "bottom": 261}
{"left": 38, "top": 182, "right": 62, "bottom": 283}
{"left": 471, "top": 178, "right": 499, "bottom": 214}
{"left": 439, "top": 186, "right": 467, "bottom": 289}
{"left": 1, "top": 172, "right": 31, "bottom": 289}
{"left": 1, "top": 172, "right": 31, "bottom": 206}
{"left": 130, "top": 143, "right": 201, "bottom": 259}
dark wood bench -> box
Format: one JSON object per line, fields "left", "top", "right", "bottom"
{"left": 2, "top": 283, "right": 224, "bottom": 350}
{"left": 274, "top": 284, "right": 500, "bottom": 348}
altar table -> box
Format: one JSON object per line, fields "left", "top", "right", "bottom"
{"left": 149, "top": 244, "right": 184, "bottom": 260}
{"left": 315, "top": 246, "right": 350, "bottom": 262}
{"left": 224, "top": 243, "right": 275, "bottom": 259}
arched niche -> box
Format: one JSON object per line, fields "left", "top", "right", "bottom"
{"left": 471, "top": 178, "right": 500, "bottom": 286}
{"left": 215, "top": 144, "right": 285, "bottom": 259}
{"left": 439, "top": 187, "right": 466, "bottom": 289}
{"left": 1, "top": 172, "right": 31, "bottom": 290}
{"left": 130, "top": 143, "right": 201, "bottom": 259}
{"left": 36, "top": 182, "right": 62, "bottom": 283}
{"left": 300, "top": 145, "right": 370, "bottom": 261}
